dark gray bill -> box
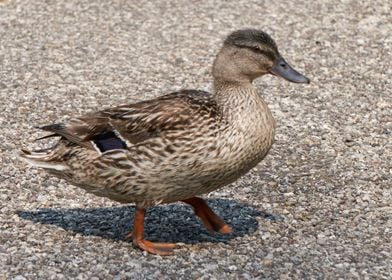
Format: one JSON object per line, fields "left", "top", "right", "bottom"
{"left": 269, "top": 56, "right": 310, "bottom": 84}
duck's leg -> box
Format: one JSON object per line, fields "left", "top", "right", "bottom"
{"left": 182, "top": 197, "right": 232, "bottom": 234}
{"left": 130, "top": 207, "right": 176, "bottom": 255}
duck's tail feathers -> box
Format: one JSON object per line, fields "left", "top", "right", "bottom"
{"left": 18, "top": 148, "right": 68, "bottom": 172}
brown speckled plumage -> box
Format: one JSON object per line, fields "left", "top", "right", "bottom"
{"left": 20, "top": 29, "right": 309, "bottom": 255}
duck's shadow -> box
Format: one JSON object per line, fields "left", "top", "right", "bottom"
{"left": 18, "top": 199, "right": 280, "bottom": 244}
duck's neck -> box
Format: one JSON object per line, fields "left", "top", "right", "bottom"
{"left": 213, "top": 79, "right": 263, "bottom": 116}
{"left": 212, "top": 78, "right": 276, "bottom": 173}
{"left": 212, "top": 78, "right": 275, "bottom": 134}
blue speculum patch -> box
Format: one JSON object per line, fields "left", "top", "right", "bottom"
{"left": 93, "top": 131, "right": 127, "bottom": 152}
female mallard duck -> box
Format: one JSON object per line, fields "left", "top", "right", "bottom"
{"left": 21, "top": 29, "right": 309, "bottom": 255}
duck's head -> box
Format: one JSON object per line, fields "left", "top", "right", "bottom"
{"left": 213, "top": 29, "right": 310, "bottom": 85}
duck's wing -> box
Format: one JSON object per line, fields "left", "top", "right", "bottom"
{"left": 38, "top": 90, "right": 219, "bottom": 153}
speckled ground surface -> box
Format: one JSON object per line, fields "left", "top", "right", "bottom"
{"left": 0, "top": 0, "right": 391, "bottom": 279}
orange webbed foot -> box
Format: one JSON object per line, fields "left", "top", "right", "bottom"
{"left": 129, "top": 207, "right": 177, "bottom": 255}
{"left": 133, "top": 239, "right": 176, "bottom": 256}
{"left": 218, "top": 224, "right": 233, "bottom": 234}
{"left": 182, "top": 197, "right": 232, "bottom": 234}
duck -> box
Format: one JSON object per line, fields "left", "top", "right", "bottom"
{"left": 20, "top": 29, "right": 310, "bottom": 255}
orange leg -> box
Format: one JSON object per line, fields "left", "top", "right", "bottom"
{"left": 128, "top": 207, "right": 176, "bottom": 255}
{"left": 182, "top": 197, "right": 232, "bottom": 234}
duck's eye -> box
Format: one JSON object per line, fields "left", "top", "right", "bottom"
{"left": 249, "top": 46, "right": 262, "bottom": 53}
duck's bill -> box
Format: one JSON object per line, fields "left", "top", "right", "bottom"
{"left": 269, "top": 56, "right": 310, "bottom": 84}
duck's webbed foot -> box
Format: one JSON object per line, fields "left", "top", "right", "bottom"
{"left": 128, "top": 207, "right": 176, "bottom": 256}
{"left": 182, "top": 197, "right": 232, "bottom": 234}
{"left": 133, "top": 239, "right": 176, "bottom": 255}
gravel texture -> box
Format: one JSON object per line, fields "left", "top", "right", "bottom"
{"left": 1, "top": 0, "right": 391, "bottom": 279}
